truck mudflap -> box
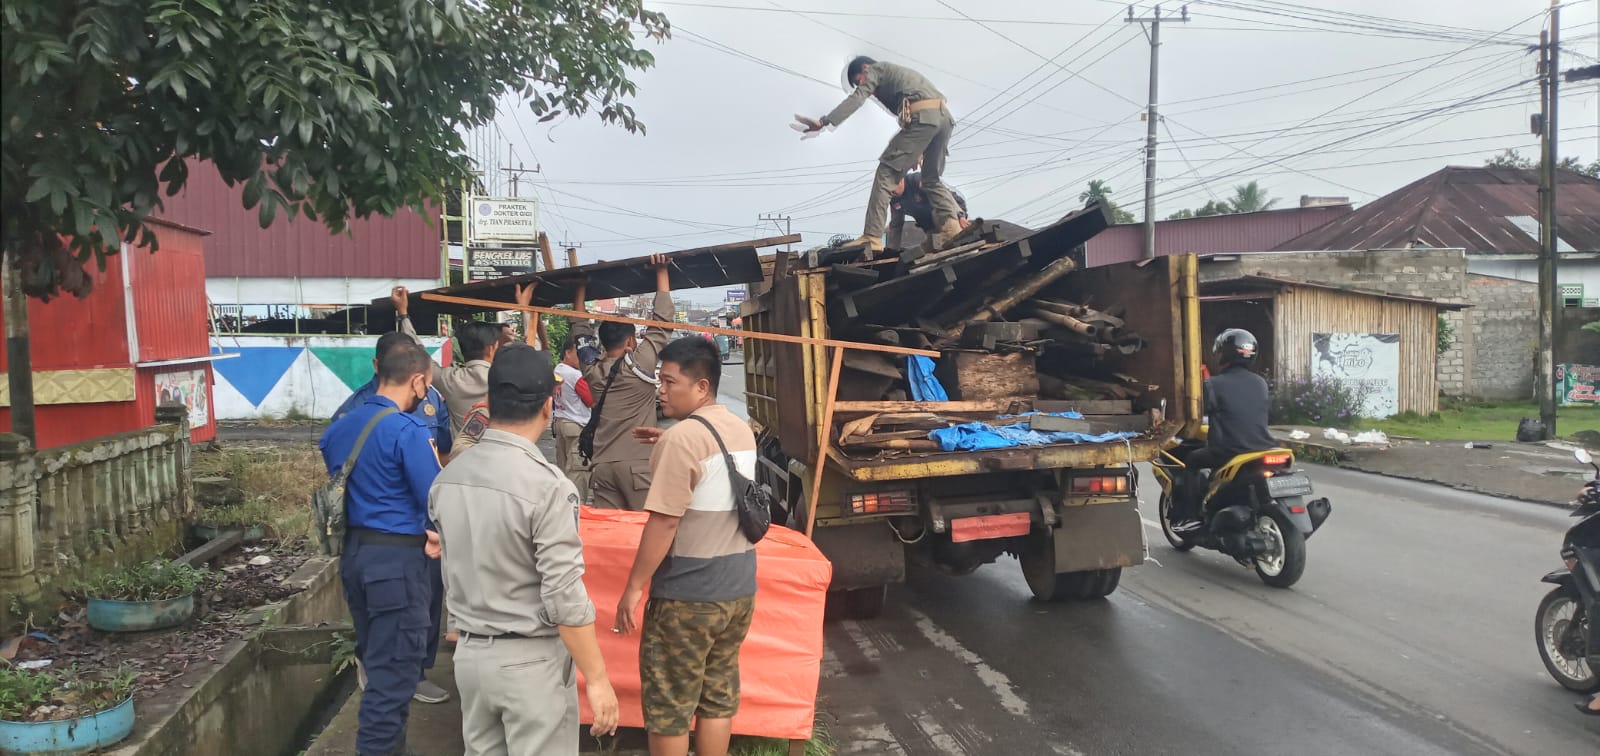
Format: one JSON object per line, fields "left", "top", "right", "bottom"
{"left": 811, "top": 521, "right": 905, "bottom": 591}
{"left": 1051, "top": 500, "right": 1146, "bottom": 572}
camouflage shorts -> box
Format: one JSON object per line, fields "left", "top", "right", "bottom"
{"left": 639, "top": 595, "right": 755, "bottom": 736}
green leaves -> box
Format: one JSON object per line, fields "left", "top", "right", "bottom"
{"left": 4, "top": 0, "right": 669, "bottom": 299}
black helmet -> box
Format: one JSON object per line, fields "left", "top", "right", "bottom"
{"left": 844, "top": 55, "right": 876, "bottom": 89}
{"left": 1213, "top": 328, "right": 1259, "bottom": 369}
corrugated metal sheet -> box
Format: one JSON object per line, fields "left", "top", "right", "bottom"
{"left": 0, "top": 250, "right": 131, "bottom": 371}
{"left": 131, "top": 219, "right": 211, "bottom": 362}
{"left": 1084, "top": 206, "right": 1353, "bottom": 267}
{"left": 154, "top": 160, "right": 441, "bottom": 279}
{"left": 1275, "top": 166, "right": 1600, "bottom": 255}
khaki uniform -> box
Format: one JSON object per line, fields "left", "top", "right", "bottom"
{"left": 400, "top": 316, "right": 491, "bottom": 438}
{"left": 825, "top": 61, "right": 963, "bottom": 243}
{"left": 429, "top": 429, "right": 595, "bottom": 756}
{"left": 553, "top": 419, "right": 591, "bottom": 502}
{"left": 571, "top": 291, "right": 674, "bottom": 510}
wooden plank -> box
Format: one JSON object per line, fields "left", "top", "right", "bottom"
{"left": 935, "top": 350, "right": 1038, "bottom": 401}
{"left": 833, "top": 400, "right": 1026, "bottom": 414}
{"left": 842, "top": 351, "right": 903, "bottom": 379}
{"left": 806, "top": 347, "right": 845, "bottom": 537}
{"left": 175, "top": 530, "right": 242, "bottom": 567}
{"left": 1035, "top": 399, "right": 1133, "bottom": 414}
{"left": 826, "top": 264, "right": 881, "bottom": 291}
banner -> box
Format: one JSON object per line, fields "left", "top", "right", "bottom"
{"left": 154, "top": 369, "right": 211, "bottom": 429}
{"left": 470, "top": 196, "right": 539, "bottom": 241}
{"left": 1311, "top": 333, "right": 1401, "bottom": 418}
{"left": 1558, "top": 363, "right": 1600, "bottom": 406}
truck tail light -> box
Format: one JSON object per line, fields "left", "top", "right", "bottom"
{"left": 1070, "top": 475, "right": 1129, "bottom": 494}
{"left": 847, "top": 490, "right": 915, "bottom": 515}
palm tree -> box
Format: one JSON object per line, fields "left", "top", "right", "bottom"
{"left": 1079, "top": 179, "right": 1114, "bottom": 205}
{"left": 1228, "top": 181, "right": 1277, "bottom": 213}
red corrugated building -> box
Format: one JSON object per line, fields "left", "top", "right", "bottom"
{"left": 155, "top": 160, "right": 442, "bottom": 307}
{"left": 0, "top": 219, "right": 217, "bottom": 449}
{"left": 1083, "top": 204, "right": 1353, "bottom": 268}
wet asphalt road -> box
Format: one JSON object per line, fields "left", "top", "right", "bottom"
{"left": 816, "top": 462, "right": 1597, "bottom": 755}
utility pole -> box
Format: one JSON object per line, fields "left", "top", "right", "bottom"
{"left": 559, "top": 241, "right": 583, "bottom": 269}
{"left": 1127, "top": 4, "right": 1189, "bottom": 260}
{"left": 1535, "top": 3, "right": 1560, "bottom": 438}
{"left": 501, "top": 152, "right": 541, "bottom": 198}
{"left": 759, "top": 213, "right": 793, "bottom": 251}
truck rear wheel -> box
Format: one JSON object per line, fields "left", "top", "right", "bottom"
{"left": 1019, "top": 530, "right": 1121, "bottom": 601}
{"left": 842, "top": 586, "right": 887, "bottom": 619}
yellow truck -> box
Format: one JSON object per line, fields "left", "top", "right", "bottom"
{"left": 740, "top": 222, "right": 1202, "bottom": 618}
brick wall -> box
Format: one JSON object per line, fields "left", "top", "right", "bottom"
{"left": 1203, "top": 249, "right": 1471, "bottom": 394}
{"left": 1465, "top": 274, "right": 1539, "bottom": 399}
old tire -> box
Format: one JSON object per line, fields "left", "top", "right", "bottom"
{"left": 841, "top": 586, "right": 887, "bottom": 620}
{"left": 1253, "top": 509, "right": 1307, "bottom": 589}
{"left": 1158, "top": 491, "right": 1196, "bottom": 552}
{"left": 1072, "top": 567, "right": 1122, "bottom": 600}
{"left": 1020, "top": 530, "right": 1122, "bottom": 601}
{"left": 1536, "top": 586, "right": 1600, "bottom": 693}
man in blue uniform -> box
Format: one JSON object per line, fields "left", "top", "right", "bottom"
{"left": 331, "top": 331, "right": 452, "bottom": 705}
{"left": 319, "top": 340, "right": 444, "bottom": 756}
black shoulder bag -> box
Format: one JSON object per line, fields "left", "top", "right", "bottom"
{"left": 688, "top": 416, "right": 773, "bottom": 544}
{"left": 578, "top": 357, "right": 627, "bottom": 464}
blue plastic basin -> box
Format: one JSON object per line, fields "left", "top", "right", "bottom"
{"left": 0, "top": 695, "right": 134, "bottom": 755}
{"left": 86, "top": 594, "right": 195, "bottom": 633}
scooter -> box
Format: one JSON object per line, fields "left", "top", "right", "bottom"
{"left": 1535, "top": 447, "right": 1600, "bottom": 693}
{"left": 1152, "top": 439, "right": 1331, "bottom": 588}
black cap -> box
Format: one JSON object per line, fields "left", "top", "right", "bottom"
{"left": 489, "top": 343, "right": 561, "bottom": 400}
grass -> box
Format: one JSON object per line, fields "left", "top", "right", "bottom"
{"left": 0, "top": 666, "right": 137, "bottom": 722}
{"left": 1364, "top": 400, "right": 1600, "bottom": 441}
{"left": 191, "top": 443, "right": 325, "bottom": 548}
{"left": 76, "top": 560, "right": 209, "bottom": 601}
{"left": 729, "top": 717, "right": 835, "bottom": 756}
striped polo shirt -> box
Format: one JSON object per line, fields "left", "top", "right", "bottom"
{"left": 644, "top": 404, "right": 758, "bottom": 602}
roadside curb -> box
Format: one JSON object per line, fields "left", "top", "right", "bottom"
{"left": 1279, "top": 438, "right": 1573, "bottom": 510}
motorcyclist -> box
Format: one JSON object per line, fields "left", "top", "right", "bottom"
{"left": 1180, "top": 328, "right": 1278, "bottom": 520}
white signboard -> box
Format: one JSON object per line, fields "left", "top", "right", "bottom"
{"left": 1311, "top": 333, "right": 1400, "bottom": 418}
{"left": 471, "top": 197, "right": 539, "bottom": 242}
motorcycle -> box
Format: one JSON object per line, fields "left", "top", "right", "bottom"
{"left": 1152, "top": 439, "right": 1331, "bottom": 588}
{"left": 1535, "top": 447, "right": 1600, "bottom": 693}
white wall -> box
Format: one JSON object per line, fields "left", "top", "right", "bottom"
{"left": 1467, "top": 257, "right": 1600, "bottom": 305}
{"left": 210, "top": 335, "right": 447, "bottom": 420}
{"left": 206, "top": 276, "right": 443, "bottom": 306}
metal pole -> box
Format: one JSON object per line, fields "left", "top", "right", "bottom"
{"left": 2, "top": 254, "right": 36, "bottom": 444}
{"left": 1538, "top": 6, "right": 1561, "bottom": 438}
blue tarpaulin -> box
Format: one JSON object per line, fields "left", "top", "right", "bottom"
{"left": 928, "top": 411, "right": 1141, "bottom": 452}
{"left": 907, "top": 355, "right": 949, "bottom": 402}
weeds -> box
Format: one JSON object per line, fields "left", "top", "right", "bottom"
{"left": 192, "top": 444, "right": 324, "bottom": 548}
{"left": 77, "top": 561, "right": 210, "bottom": 602}
{"left": 0, "top": 666, "right": 136, "bottom": 721}
{"left": 1270, "top": 376, "right": 1367, "bottom": 427}
{"left": 730, "top": 716, "right": 835, "bottom": 756}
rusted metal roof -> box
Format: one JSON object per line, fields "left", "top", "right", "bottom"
{"left": 1200, "top": 273, "right": 1467, "bottom": 309}
{"left": 1274, "top": 166, "right": 1600, "bottom": 256}
{"left": 153, "top": 160, "right": 442, "bottom": 279}
{"left": 1085, "top": 205, "right": 1353, "bottom": 267}
{"left": 368, "top": 234, "right": 798, "bottom": 326}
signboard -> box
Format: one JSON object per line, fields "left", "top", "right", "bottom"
{"left": 1557, "top": 363, "right": 1600, "bottom": 406}
{"left": 1559, "top": 283, "right": 1584, "bottom": 299}
{"left": 470, "top": 196, "right": 539, "bottom": 242}
{"left": 725, "top": 289, "right": 748, "bottom": 304}
{"left": 1311, "top": 333, "right": 1401, "bottom": 418}
{"left": 154, "top": 369, "right": 211, "bottom": 429}
{"left": 466, "top": 247, "right": 537, "bottom": 282}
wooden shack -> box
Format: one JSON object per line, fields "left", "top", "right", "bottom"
{"left": 1199, "top": 274, "right": 1463, "bottom": 416}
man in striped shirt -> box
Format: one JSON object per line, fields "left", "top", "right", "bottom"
{"left": 614, "top": 337, "right": 757, "bottom": 756}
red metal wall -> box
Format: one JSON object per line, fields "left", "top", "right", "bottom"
{"left": 155, "top": 160, "right": 441, "bottom": 279}
{"left": 1084, "top": 206, "right": 1353, "bottom": 268}
{"left": 1, "top": 221, "right": 216, "bottom": 448}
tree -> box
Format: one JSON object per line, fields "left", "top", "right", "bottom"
{"left": 1079, "top": 180, "right": 1136, "bottom": 224}
{"left": 2, "top": 0, "right": 670, "bottom": 299}
{"left": 1165, "top": 198, "right": 1245, "bottom": 220}
{"left": 1484, "top": 149, "right": 1600, "bottom": 177}
{"left": 1227, "top": 180, "right": 1277, "bottom": 213}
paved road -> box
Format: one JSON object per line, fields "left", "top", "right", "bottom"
{"left": 815, "top": 462, "right": 1597, "bottom": 755}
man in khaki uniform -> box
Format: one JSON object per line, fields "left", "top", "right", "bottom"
{"left": 570, "top": 254, "right": 673, "bottom": 510}
{"left": 795, "top": 56, "right": 964, "bottom": 255}
{"left": 394, "top": 284, "right": 539, "bottom": 439}
{"left": 429, "top": 344, "right": 619, "bottom": 755}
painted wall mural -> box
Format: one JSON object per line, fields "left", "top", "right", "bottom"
{"left": 210, "top": 336, "right": 446, "bottom": 420}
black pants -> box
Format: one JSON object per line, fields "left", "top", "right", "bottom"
{"left": 1181, "top": 447, "right": 1230, "bottom": 519}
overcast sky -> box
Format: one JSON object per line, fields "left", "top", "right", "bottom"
{"left": 483, "top": 1, "right": 1599, "bottom": 302}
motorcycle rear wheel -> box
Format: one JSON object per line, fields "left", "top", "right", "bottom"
{"left": 1253, "top": 509, "right": 1307, "bottom": 588}
{"left": 1158, "top": 491, "right": 1196, "bottom": 552}
{"left": 1535, "top": 586, "right": 1600, "bottom": 693}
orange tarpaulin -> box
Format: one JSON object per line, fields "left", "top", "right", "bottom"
{"left": 575, "top": 507, "right": 832, "bottom": 740}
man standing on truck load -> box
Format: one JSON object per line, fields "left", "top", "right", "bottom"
{"left": 572, "top": 254, "right": 675, "bottom": 510}
{"left": 615, "top": 336, "right": 758, "bottom": 756}
{"left": 1182, "top": 328, "right": 1277, "bottom": 518}
{"left": 793, "top": 56, "right": 964, "bottom": 256}
{"left": 888, "top": 170, "right": 970, "bottom": 251}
